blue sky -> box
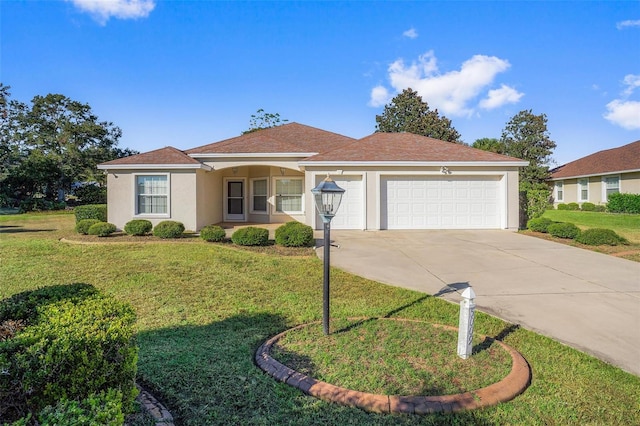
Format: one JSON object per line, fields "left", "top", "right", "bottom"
{"left": 2, "top": 0, "right": 639, "bottom": 165}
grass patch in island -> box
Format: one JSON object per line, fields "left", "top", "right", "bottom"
{"left": 272, "top": 319, "right": 512, "bottom": 396}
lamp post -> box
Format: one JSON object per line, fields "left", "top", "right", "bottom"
{"left": 311, "top": 175, "right": 345, "bottom": 335}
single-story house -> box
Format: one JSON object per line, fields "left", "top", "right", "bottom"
{"left": 548, "top": 140, "right": 640, "bottom": 206}
{"left": 97, "top": 123, "right": 528, "bottom": 231}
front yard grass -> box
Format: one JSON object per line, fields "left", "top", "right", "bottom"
{"left": 542, "top": 210, "right": 640, "bottom": 243}
{"left": 2, "top": 213, "right": 639, "bottom": 425}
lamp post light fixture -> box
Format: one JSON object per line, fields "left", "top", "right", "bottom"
{"left": 311, "top": 174, "right": 345, "bottom": 335}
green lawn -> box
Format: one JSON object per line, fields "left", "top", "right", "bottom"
{"left": 2, "top": 213, "right": 639, "bottom": 425}
{"left": 543, "top": 210, "right": 640, "bottom": 243}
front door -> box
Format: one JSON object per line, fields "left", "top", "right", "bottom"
{"left": 226, "top": 180, "right": 245, "bottom": 221}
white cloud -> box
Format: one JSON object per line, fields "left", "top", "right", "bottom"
{"left": 68, "top": 0, "right": 155, "bottom": 25}
{"left": 372, "top": 50, "right": 522, "bottom": 116}
{"left": 616, "top": 19, "right": 640, "bottom": 30}
{"left": 622, "top": 74, "right": 640, "bottom": 96}
{"left": 479, "top": 84, "right": 524, "bottom": 110}
{"left": 403, "top": 28, "right": 418, "bottom": 39}
{"left": 604, "top": 100, "right": 640, "bottom": 129}
{"left": 369, "top": 85, "right": 391, "bottom": 107}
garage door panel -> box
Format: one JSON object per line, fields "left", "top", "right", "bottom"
{"left": 382, "top": 176, "right": 501, "bottom": 230}
{"left": 316, "top": 175, "right": 363, "bottom": 230}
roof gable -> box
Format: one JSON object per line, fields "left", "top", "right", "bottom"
{"left": 98, "top": 146, "right": 205, "bottom": 169}
{"left": 550, "top": 140, "right": 640, "bottom": 179}
{"left": 304, "top": 132, "right": 527, "bottom": 163}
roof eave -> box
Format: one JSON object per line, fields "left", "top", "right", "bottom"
{"left": 549, "top": 168, "right": 640, "bottom": 180}
{"left": 298, "top": 160, "right": 529, "bottom": 167}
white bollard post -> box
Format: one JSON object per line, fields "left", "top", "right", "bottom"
{"left": 457, "top": 286, "right": 476, "bottom": 359}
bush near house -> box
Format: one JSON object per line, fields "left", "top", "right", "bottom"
{"left": 594, "top": 205, "right": 606, "bottom": 212}
{"left": 275, "top": 221, "right": 315, "bottom": 247}
{"left": 607, "top": 193, "right": 640, "bottom": 214}
{"left": 76, "top": 219, "right": 101, "bottom": 235}
{"left": 87, "top": 222, "right": 117, "bottom": 237}
{"left": 231, "top": 226, "right": 269, "bottom": 246}
{"left": 575, "top": 228, "right": 628, "bottom": 246}
{"left": 557, "top": 203, "right": 569, "bottom": 210}
{"left": 200, "top": 225, "right": 227, "bottom": 242}
{"left": 527, "top": 217, "right": 554, "bottom": 233}
{"left": 124, "top": 219, "right": 153, "bottom": 236}
{"left": 74, "top": 204, "right": 107, "bottom": 223}
{"left": 0, "top": 284, "right": 138, "bottom": 424}
{"left": 580, "top": 202, "right": 596, "bottom": 211}
{"left": 153, "top": 221, "right": 185, "bottom": 239}
{"left": 566, "top": 202, "right": 580, "bottom": 211}
{"left": 548, "top": 222, "right": 581, "bottom": 239}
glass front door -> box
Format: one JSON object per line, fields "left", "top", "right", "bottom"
{"left": 226, "top": 180, "right": 245, "bottom": 221}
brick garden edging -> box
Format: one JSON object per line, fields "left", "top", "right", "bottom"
{"left": 255, "top": 319, "right": 531, "bottom": 414}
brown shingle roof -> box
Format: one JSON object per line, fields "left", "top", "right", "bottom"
{"left": 550, "top": 140, "right": 640, "bottom": 179}
{"left": 185, "top": 122, "right": 355, "bottom": 155}
{"left": 304, "top": 132, "right": 526, "bottom": 163}
{"left": 99, "top": 146, "right": 201, "bottom": 166}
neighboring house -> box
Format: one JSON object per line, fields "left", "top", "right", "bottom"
{"left": 549, "top": 140, "right": 640, "bottom": 206}
{"left": 97, "top": 123, "right": 527, "bottom": 232}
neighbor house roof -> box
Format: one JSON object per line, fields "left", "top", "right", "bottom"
{"left": 97, "top": 146, "right": 211, "bottom": 170}
{"left": 301, "top": 132, "right": 528, "bottom": 165}
{"left": 549, "top": 140, "right": 640, "bottom": 180}
{"left": 185, "top": 122, "right": 356, "bottom": 156}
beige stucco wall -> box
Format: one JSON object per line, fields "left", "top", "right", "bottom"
{"left": 551, "top": 172, "right": 640, "bottom": 206}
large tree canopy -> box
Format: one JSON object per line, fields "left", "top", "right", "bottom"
{"left": 0, "top": 85, "right": 136, "bottom": 206}
{"left": 500, "top": 109, "right": 556, "bottom": 190}
{"left": 471, "top": 137, "right": 505, "bottom": 154}
{"left": 242, "top": 109, "right": 288, "bottom": 134}
{"left": 375, "top": 88, "right": 462, "bottom": 143}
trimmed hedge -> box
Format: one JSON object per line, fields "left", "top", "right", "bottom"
{"left": 566, "top": 202, "right": 580, "bottom": 211}
{"left": 580, "top": 202, "right": 596, "bottom": 211}
{"left": 557, "top": 203, "right": 569, "bottom": 210}
{"left": 74, "top": 204, "right": 107, "bottom": 223}
{"left": 153, "top": 221, "right": 185, "bottom": 239}
{"left": 275, "top": 221, "right": 315, "bottom": 247}
{"left": 607, "top": 193, "right": 640, "bottom": 214}
{"left": 0, "top": 284, "right": 138, "bottom": 423}
{"left": 231, "top": 226, "right": 269, "bottom": 246}
{"left": 124, "top": 219, "right": 153, "bottom": 236}
{"left": 87, "top": 222, "right": 117, "bottom": 237}
{"left": 594, "top": 204, "right": 606, "bottom": 212}
{"left": 527, "top": 217, "right": 553, "bottom": 233}
{"left": 76, "top": 219, "right": 101, "bottom": 235}
{"left": 200, "top": 225, "right": 226, "bottom": 242}
{"left": 575, "top": 228, "right": 628, "bottom": 246}
{"left": 548, "top": 222, "right": 581, "bottom": 239}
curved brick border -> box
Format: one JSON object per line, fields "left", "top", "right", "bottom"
{"left": 136, "top": 384, "right": 175, "bottom": 425}
{"left": 255, "top": 319, "right": 531, "bottom": 414}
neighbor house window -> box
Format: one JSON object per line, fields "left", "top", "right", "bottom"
{"left": 578, "top": 179, "right": 589, "bottom": 202}
{"left": 275, "top": 178, "right": 303, "bottom": 213}
{"left": 136, "top": 175, "right": 168, "bottom": 215}
{"left": 555, "top": 181, "right": 564, "bottom": 202}
{"left": 603, "top": 176, "right": 620, "bottom": 201}
{"left": 251, "top": 178, "right": 268, "bottom": 213}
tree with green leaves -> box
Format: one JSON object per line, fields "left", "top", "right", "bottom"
{"left": 471, "top": 137, "right": 505, "bottom": 154}
{"left": 242, "top": 109, "right": 289, "bottom": 134}
{"left": 500, "top": 109, "right": 557, "bottom": 191}
{"left": 375, "top": 88, "right": 462, "bottom": 143}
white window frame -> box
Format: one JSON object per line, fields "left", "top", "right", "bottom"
{"left": 602, "top": 175, "right": 620, "bottom": 202}
{"left": 554, "top": 181, "right": 564, "bottom": 202}
{"left": 578, "top": 178, "right": 589, "bottom": 202}
{"left": 250, "top": 178, "right": 269, "bottom": 215}
{"left": 273, "top": 177, "right": 304, "bottom": 215}
{"left": 134, "top": 173, "right": 170, "bottom": 217}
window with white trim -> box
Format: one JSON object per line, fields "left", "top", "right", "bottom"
{"left": 275, "top": 178, "right": 303, "bottom": 213}
{"left": 251, "top": 178, "right": 268, "bottom": 213}
{"left": 555, "top": 181, "right": 564, "bottom": 202}
{"left": 136, "top": 175, "right": 168, "bottom": 215}
{"left": 603, "top": 176, "right": 619, "bottom": 201}
{"left": 578, "top": 179, "right": 589, "bottom": 202}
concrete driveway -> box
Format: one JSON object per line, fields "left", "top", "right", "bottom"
{"left": 321, "top": 229, "right": 640, "bottom": 376}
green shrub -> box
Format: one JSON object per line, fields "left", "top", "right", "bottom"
{"left": 200, "top": 225, "right": 226, "bottom": 242}
{"left": 153, "top": 221, "right": 185, "bottom": 239}
{"left": 580, "top": 202, "right": 596, "bottom": 211}
{"left": 73, "top": 184, "right": 107, "bottom": 205}
{"left": 575, "top": 228, "right": 628, "bottom": 246}
{"left": 607, "top": 193, "right": 640, "bottom": 214}
{"left": 527, "top": 217, "right": 553, "bottom": 233}
{"left": 557, "top": 203, "right": 569, "bottom": 210}
{"left": 548, "top": 222, "right": 581, "bottom": 239}
{"left": 231, "top": 226, "right": 269, "bottom": 246}
{"left": 275, "top": 221, "right": 315, "bottom": 247}
{"left": 37, "top": 389, "right": 124, "bottom": 425}
{"left": 124, "top": 219, "right": 153, "bottom": 236}
{"left": 594, "top": 204, "right": 606, "bottom": 212}
{"left": 566, "top": 202, "right": 580, "bottom": 211}
{"left": 74, "top": 204, "right": 107, "bottom": 223}
{"left": 0, "top": 285, "right": 138, "bottom": 423}
{"left": 87, "top": 222, "right": 117, "bottom": 237}
{"left": 75, "top": 219, "right": 101, "bottom": 235}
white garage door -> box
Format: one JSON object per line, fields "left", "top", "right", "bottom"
{"left": 382, "top": 176, "right": 501, "bottom": 229}
{"left": 315, "top": 175, "right": 364, "bottom": 230}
